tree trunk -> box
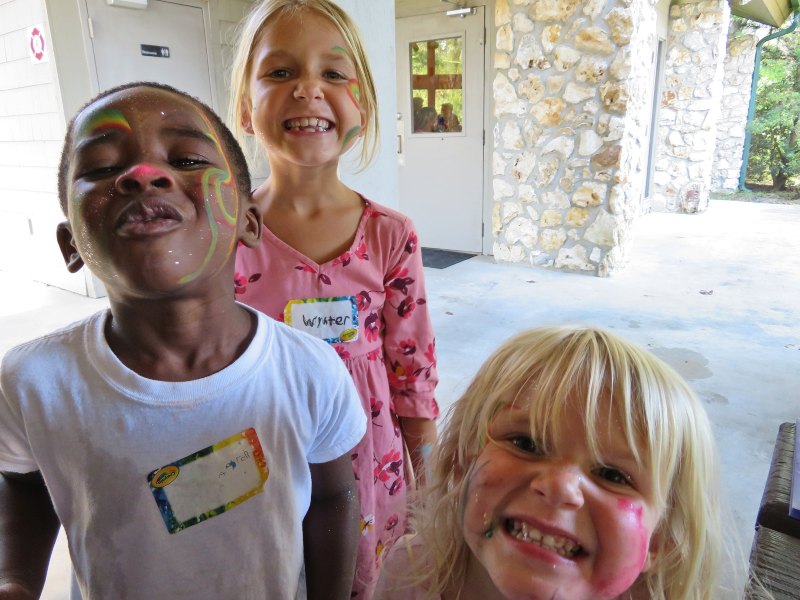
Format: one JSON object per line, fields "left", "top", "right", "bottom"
{"left": 771, "top": 172, "right": 788, "bottom": 191}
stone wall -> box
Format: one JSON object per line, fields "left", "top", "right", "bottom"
{"left": 492, "top": 0, "right": 657, "bottom": 276}
{"left": 711, "top": 22, "right": 766, "bottom": 192}
{"left": 651, "top": 0, "right": 730, "bottom": 212}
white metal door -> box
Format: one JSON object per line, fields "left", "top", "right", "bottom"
{"left": 84, "top": 0, "right": 213, "bottom": 104}
{"left": 396, "top": 8, "right": 485, "bottom": 253}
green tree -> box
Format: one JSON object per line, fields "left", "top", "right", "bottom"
{"left": 409, "top": 37, "right": 464, "bottom": 118}
{"left": 748, "top": 28, "right": 800, "bottom": 190}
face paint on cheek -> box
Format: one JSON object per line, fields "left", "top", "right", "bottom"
{"left": 342, "top": 80, "right": 366, "bottom": 151}
{"left": 617, "top": 499, "right": 649, "bottom": 570}
{"left": 343, "top": 80, "right": 366, "bottom": 149}
{"left": 331, "top": 44, "right": 365, "bottom": 146}
{"left": 460, "top": 455, "right": 497, "bottom": 539}
{"left": 345, "top": 79, "right": 362, "bottom": 111}
{"left": 176, "top": 124, "right": 239, "bottom": 285}
{"left": 593, "top": 499, "right": 650, "bottom": 598}
{"left": 69, "top": 109, "right": 133, "bottom": 272}
{"left": 341, "top": 126, "right": 362, "bottom": 151}
{"left": 331, "top": 44, "right": 361, "bottom": 109}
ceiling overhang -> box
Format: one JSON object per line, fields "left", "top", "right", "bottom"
{"left": 729, "top": 0, "right": 794, "bottom": 27}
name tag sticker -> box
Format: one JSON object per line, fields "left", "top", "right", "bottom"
{"left": 284, "top": 296, "right": 359, "bottom": 344}
{"left": 146, "top": 428, "right": 269, "bottom": 534}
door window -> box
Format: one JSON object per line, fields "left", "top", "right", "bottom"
{"left": 409, "top": 36, "right": 464, "bottom": 134}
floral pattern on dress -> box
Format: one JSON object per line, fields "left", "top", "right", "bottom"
{"left": 234, "top": 198, "right": 438, "bottom": 600}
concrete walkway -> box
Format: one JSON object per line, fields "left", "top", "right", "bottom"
{"left": 1, "top": 199, "right": 798, "bottom": 599}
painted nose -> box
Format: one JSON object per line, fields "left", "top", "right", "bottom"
{"left": 530, "top": 463, "right": 585, "bottom": 509}
{"left": 115, "top": 164, "right": 174, "bottom": 194}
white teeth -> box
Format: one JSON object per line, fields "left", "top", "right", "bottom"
{"left": 285, "top": 117, "right": 331, "bottom": 132}
{"left": 506, "top": 519, "right": 581, "bottom": 558}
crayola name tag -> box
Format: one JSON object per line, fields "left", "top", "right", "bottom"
{"left": 284, "top": 296, "right": 359, "bottom": 344}
{"left": 146, "top": 428, "right": 269, "bottom": 534}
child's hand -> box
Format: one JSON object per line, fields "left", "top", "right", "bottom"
{"left": 399, "top": 417, "right": 437, "bottom": 487}
{"left": 0, "top": 472, "right": 59, "bottom": 599}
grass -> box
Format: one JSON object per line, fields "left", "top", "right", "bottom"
{"left": 711, "top": 186, "right": 800, "bottom": 205}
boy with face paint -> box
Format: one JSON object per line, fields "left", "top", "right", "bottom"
{"left": 0, "top": 82, "right": 365, "bottom": 600}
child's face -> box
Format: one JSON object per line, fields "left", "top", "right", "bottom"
{"left": 59, "top": 87, "right": 257, "bottom": 296}
{"left": 461, "top": 397, "right": 661, "bottom": 600}
{"left": 241, "top": 9, "right": 366, "bottom": 170}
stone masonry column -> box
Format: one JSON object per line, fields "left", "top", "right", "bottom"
{"left": 711, "top": 22, "right": 767, "bottom": 192}
{"left": 652, "top": 0, "right": 730, "bottom": 212}
{"left": 492, "top": 0, "right": 657, "bottom": 276}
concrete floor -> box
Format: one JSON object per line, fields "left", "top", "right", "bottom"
{"left": 1, "top": 199, "right": 798, "bottom": 598}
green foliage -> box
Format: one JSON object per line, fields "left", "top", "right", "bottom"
{"left": 409, "top": 37, "right": 464, "bottom": 120}
{"left": 748, "top": 28, "right": 800, "bottom": 190}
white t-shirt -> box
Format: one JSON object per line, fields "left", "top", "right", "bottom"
{"left": 0, "top": 307, "right": 366, "bottom": 600}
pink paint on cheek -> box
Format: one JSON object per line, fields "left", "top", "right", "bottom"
{"left": 592, "top": 499, "right": 650, "bottom": 598}
{"left": 617, "top": 498, "right": 649, "bottom": 569}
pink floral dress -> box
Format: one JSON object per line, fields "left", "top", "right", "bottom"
{"left": 234, "top": 198, "right": 439, "bottom": 599}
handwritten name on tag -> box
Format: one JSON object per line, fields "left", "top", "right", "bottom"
{"left": 284, "top": 296, "right": 359, "bottom": 344}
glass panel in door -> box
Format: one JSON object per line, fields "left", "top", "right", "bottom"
{"left": 409, "top": 36, "right": 464, "bottom": 134}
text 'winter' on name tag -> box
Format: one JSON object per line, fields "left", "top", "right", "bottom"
{"left": 284, "top": 296, "right": 359, "bottom": 344}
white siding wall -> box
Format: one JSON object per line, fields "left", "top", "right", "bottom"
{"left": 0, "top": 0, "right": 84, "bottom": 293}
{"left": 0, "top": 0, "right": 398, "bottom": 294}
{"left": 337, "top": 0, "right": 399, "bottom": 207}
{"left": 216, "top": 0, "right": 259, "bottom": 117}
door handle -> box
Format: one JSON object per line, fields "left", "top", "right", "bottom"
{"left": 397, "top": 134, "right": 403, "bottom": 155}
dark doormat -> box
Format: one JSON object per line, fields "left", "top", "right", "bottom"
{"left": 421, "top": 247, "right": 477, "bottom": 269}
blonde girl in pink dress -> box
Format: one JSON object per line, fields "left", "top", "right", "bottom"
{"left": 228, "top": 2, "right": 439, "bottom": 598}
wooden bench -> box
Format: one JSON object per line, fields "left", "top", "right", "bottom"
{"left": 744, "top": 422, "right": 799, "bottom": 599}
{"left": 756, "top": 422, "right": 799, "bottom": 538}
{"left": 745, "top": 526, "right": 800, "bottom": 599}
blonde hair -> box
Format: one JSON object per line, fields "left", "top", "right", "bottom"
{"left": 406, "top": 325, "right": 722, "bottom": 600}
{"left": 228, "top": 0, "right": 379, "bottom": 170}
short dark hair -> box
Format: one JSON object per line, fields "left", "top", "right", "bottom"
{"left": 57, "top": 81, "right": 251, "bottom": 215}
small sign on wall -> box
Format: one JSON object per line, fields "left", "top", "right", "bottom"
{"left": 141, "top": 44, "right": 170, "bottom": 58}
{"left": 27, "top": 25, "right": 49, "bottom": 64}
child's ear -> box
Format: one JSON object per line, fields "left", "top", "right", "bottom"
{"left": 238, "top": 195, "right": 262, "bottom": 249}
{"left": 642, "top": 549, "right": 657, "bottom": 573}
{"left": 56, "top": 221, "right": 84, "bottom": 273}
{"left": 241, "top": 97, "right": 254, "bottom": 135}
{"left": 359, "top": 110, "right": 367, "bottom": 137}
{"left": 642, "top": 529, "right": 664, "bottom": 573}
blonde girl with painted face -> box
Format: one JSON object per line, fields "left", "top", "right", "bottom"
{"left": 229, "top": 2, "right": 439, "bottom": 598}
{"left": 376, "top": 325, "right": 724, "bottom": 600}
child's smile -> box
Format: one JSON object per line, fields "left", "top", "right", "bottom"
{"left": 62, "top": 87, "right": 247, "bottom": 294}
{"left": 283, "top": 116, "right": 331, "bottom": 133}
{"left": 502, "top": 516, "right": 583, "bottom": 558}
{"left": 461, "top": 398, "right": 662, "bottom": 600}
